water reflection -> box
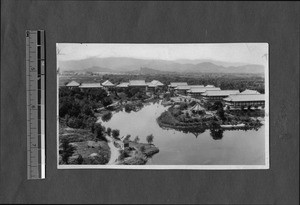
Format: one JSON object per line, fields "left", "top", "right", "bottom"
{"left": 179, "top": 127, "right": 206, "bottom": 138}
{"left": 209, "top": 129, "right": 224, "bottom": 140}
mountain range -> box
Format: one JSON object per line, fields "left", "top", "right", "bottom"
{"left": 58, "top": 57, "right": 265, "bottom": 74}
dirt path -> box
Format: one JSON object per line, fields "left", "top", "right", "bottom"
{"left": 106, "top": 136, "right": 120, "bottom": 165}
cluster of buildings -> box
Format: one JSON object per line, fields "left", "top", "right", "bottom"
{"left": 169, "top": 82, "right": 265, "bottom": 109}
{"left": 64, "top": 80, "right": 164, "bottom": 91}
{"left": 116, "top": 80, "right": 164, "bottom": 91}
{"left": 63, "top": 80, "right": 265, "bottom": 109}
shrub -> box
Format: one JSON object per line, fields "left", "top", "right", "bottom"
{"left": 217, "top": 107, "right": 225, "bottom": 120}
{"left": 77, "top": 154, "right": 83, "bottom": 164}
{"left": 60, "top": 138, "right": 75, "bottom": 164}
{"left": 94, "top": 123, "right": 107, "bottom": 141}
{"left": 179, "top": 103, "right": 188, "bottom": 110}
{"left": 101, "top": 111, "right": 112, "bottom": 122}
{"left": 118, "top": 150, "right": 129, "bottom": 161}
{"left": 84, "top": 116, "right": 96, "bottom": 130}
{"left": 146, "top": 134, "right": 154, "bottom": 145}
{"left": 112, "top": 129, "right": 120, "bottom": 140}
{"left": 102, "top": 97, "right": 113, "bottom": 107}
{"left": 106, "top": 127, "right": 112, "bottom": 136}
{"left": 140, "top": 145, "right": 146, "bottom": 153}
{"left": 124, "top": 104, "right": 133, "bottom": 113}
{"left": 124, "top": 134, "right": 131, "bottom": 141}
{"left": 189, "top": 101, "right": 197, "bottom": 107}
{"left": 67, "top": 117, "right": 83, "bottom": 128}
{"left": 134, "top": 136, "right": 140, "bottom": 143}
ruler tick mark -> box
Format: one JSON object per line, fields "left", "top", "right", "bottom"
{"left": 26, "top": 30, "right": 46, "bottom": 180}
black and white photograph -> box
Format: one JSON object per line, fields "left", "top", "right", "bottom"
{"left": 2, "top": 0, "right": 299, "bottom": 203}
{"left": 57, "top": 43, "right": 269, "bottom": 169}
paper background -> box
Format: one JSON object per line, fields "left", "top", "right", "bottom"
{"left": 1, "top": 1, "right": 299, "bottom": 204}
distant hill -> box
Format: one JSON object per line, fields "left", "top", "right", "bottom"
{"left": 58, "top": 57, "right": 265, "bottom": 74}
{"left": 174, "top": 59, "right": 248, "bottom": 67}
{"left": 127, "top": 67, "right": 175, "bottom": 75}
{"left": 84, "top": 66, "right": 114, "bottom": 73}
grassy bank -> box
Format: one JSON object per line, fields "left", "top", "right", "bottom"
{"left": 59, "top": 125, "right": 111, "bottom": 165}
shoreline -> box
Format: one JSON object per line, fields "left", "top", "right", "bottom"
{"left": 156, "top": 107, "right": 264, "bottom": 132}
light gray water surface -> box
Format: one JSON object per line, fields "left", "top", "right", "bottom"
{"left": 98, "top": 101, "right": 265, "bottom": 165}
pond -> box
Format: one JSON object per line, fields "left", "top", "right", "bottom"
{"left": 97, "top": 101, "right": 265, "bottom": 165}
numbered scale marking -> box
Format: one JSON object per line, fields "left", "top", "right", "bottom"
{"left": 26, "top": 30, "right": 45, "bottom": 179}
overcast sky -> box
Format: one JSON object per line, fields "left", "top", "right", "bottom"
{"left": 57, "top": 43, "right": 268, "bottom": 66}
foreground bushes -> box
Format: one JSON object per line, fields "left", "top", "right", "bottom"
{"left": 59, "top": 87, "right": 112, "bottom": 129}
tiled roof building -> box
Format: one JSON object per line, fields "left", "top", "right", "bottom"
{"left": 202, "top": 90, "right": 240, "bottom": 102}
{"left": 224, "top": 94, "right": 265, "bottom": 109}
{"left": 66, "top": 81, "right": 80, "bottom": 87}
{"left": 79, "top": 83, "right": 103, "bottom": 88}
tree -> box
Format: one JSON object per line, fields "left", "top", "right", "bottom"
{"left": 94, "top": 123, "right": 106, "bottom": 141}
{"left": 124, "top": 104, "right": 133, "bottom": 113}
{"left": 124, "top": 134, "right": 131, "bottom": 141}
{"left": 60, "top": 138, "right": 75, "bottom": 164}
{"left": 82, "top": 104, "right": 93, "bottom": 116}
{"left": 179, "top": 103, "right": 188, "bottom": 110}
{"left": 106, "top": 127, "right": 112, "bottom": 136}
{"left": 90, "top": 121, "right": 96, "bottom": 133}
{"left": 102, "top": 97, "right": 113, "bottom": 107}
{"left": 140, "top": 145, "right": 145, "bottom": 153}
{"left": 213, "top": 101, "right": 223, "bottom": 111}
{"left": 185, "top": 112, "right": 190, "bottom": 118}
{"left": 67, "top": 116, "right": 83, "bottom": 128}
{"left": 118, "top": 149, "right": 129, "bottom": 161}
{"left": 101, "top": 111, "right": 112, "bottom": 122}
{"left": 112, "top": 129, "right": 120, "bottom": 140}
{"left": 134, "top": 136, "right": 140, "bottom": 143}
{"left": 77, "top": 154, "right": 84, "bottom": 164}
{"left": 217, "top": 107, "right": 225, "bottom": 120}
{"left": 146, "top": 134, "right": 154, "bottom": 145}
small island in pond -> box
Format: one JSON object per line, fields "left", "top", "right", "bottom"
{"left": 157, "top": 98, "right": 264, "bottom": 132}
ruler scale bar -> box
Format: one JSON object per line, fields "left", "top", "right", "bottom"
{"left": 26, "top": 30, "right": 45, "bottom": 179}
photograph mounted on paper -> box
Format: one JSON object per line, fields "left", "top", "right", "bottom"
{"left": 57, "top": 43, "right": 269, "bottom": 169}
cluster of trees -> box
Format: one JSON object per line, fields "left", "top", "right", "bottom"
{"left": 93, "top": 123, "right": 120, "bottom": 141}
{"left": 123, "top": 134, "right": 153, "bottom": 145}
{"left": 203, "top": 101, "right": 223, "bottom": 111}
{"left": 124, "top": 101, "right": 144, "bottom": 113}
{"left": 59, "top": 87, "right": 113, "bottom": 129}
{"left": 123, "top": 87, "right": 149, "bottom": 100}
{"left": 101, "top": 111, "right": 112, "bottom": 122}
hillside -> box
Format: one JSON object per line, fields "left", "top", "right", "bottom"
{"left": 58, "top": 57, "right": 265, "bottom": 74}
